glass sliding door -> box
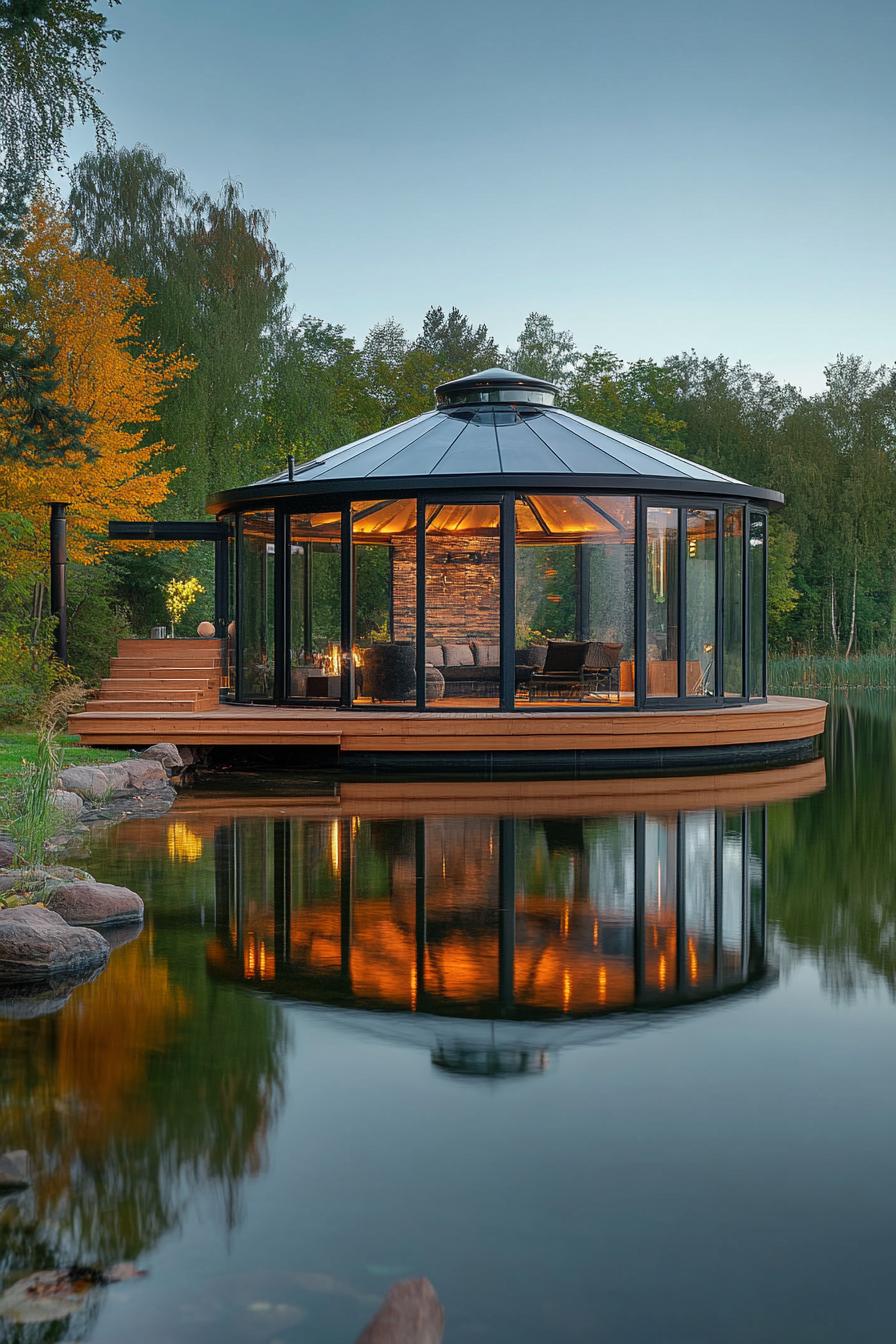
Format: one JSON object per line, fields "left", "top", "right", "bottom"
{"left": 646, "top": 506, "right": 680, "bottom": 697}
{"left": 748, "top": 512, "right": 767, "bottom": 698}
{"left": 287, "top": 511, "right": 342, "bottom": 702}
{"left": 685, "top": 508, "right": 717, "bottom": 696}
{"left": 351, "top": 499, "right": 416, "bottom": 706}
{"left": 723, "top": 505, "right": 745, "bottom": 698}
{"left": 237, "top": 510, "right": 275, "bottom": 700}
{"left": 424, "top": 501, "right": 501, "bottom": 707}
{"left": 514, "top": 495, "right": 635, "bottom": 707}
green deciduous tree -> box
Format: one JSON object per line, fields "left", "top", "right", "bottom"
{"left": 69, "top": 146, "right": 289, "bottom": 514}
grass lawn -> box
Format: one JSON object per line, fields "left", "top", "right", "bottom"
{"left": 0, "top": 728, "right": 129, "bottom": 781}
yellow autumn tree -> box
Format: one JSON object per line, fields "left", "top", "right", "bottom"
{"left": 0, "top": 197, "right": 194, "bottom": 575}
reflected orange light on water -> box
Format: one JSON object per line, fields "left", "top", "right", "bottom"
{"left": 166, "top": 822, "right": 203, "bottom": 863}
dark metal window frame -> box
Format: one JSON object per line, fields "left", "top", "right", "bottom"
{"left": 228, "top": 489, "right": 769, "bottom": 712}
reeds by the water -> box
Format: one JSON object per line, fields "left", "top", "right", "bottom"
{"left": 769, "top": 653, "right": 896, "bottom": 692}
{"left": 0, "top": 684, "right": 87, "bottom": 869}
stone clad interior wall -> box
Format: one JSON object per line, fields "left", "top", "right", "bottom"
{"left": 392, "top": 535, "right": 501, "bottom": 643}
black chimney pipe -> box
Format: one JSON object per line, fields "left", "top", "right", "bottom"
{"left": 48, "top": 501, "right": 68, "bottom": 663}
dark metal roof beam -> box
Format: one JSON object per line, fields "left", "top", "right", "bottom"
{"left": 109, "top": 520, "right": 227, "bottom": 540}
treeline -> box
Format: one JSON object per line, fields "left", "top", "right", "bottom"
{"left": 5, "top": 144, "right": 896, "bottom": 707}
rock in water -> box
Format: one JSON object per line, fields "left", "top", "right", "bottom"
{"left": 0, "top": 1151, "right": 30, "bottom": 1189}
{"left": 124, "top": 758, "right": 168, "bottom": 791}
{"left": 0, "top": 907, "right": 109, "bottom": 982}
{"left": 47, "top": 881, "right": 144, "bottom": 928}
{"left": 140, "top": 742, "right": 183, "bottom": 770}
{"left": 355, "top": 1278, "right": 444, "bottom": 1344}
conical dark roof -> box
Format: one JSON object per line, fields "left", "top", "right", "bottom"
{"left": 210, "top": 368, "right": 781, "bottom": 508}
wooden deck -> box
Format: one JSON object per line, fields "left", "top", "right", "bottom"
{"left": 67, "top": 640, "right": 827, "bottom": 757}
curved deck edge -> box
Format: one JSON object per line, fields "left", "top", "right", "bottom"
{"left": 68, "top": 695, "right": 827, "bottom": 769}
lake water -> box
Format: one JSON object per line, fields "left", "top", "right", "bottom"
{"left": 2, "top": 695, "right": 894, "bottom": 1342}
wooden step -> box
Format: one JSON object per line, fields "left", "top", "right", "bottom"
{"left": 110, "top": 658, "right": 220, "bottom": 677}
{"left": 110, "top": 645, "right": 222, "bottom": 661}
{"left": 117, "top": 642, "right": 222, "bottom": 658}
{"left": 101, "top": 676, "right": 218, "bottom": 692}
{"left": 118, "top": 639, "right": 222, "bottom": 657}
{"left": 85, "top": 704, "right": 212, "bottom": 715}
{"left": 97, "top": 687, "right": 219, "bottom": 704}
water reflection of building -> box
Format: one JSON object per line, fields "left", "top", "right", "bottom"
{"left": 207, "top": 803, "right": 769, "bottom": 1020}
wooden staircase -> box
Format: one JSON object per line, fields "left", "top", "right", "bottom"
{"left": 83, "top": 639, "right": 223, "bottom": 714}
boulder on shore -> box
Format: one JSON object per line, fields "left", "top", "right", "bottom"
{"left": 124, "top": 758, "right": 168, "bottom": 791}
{"left": 140, "top": 742, "right": 183, "bottom": 770}
{"left": 49, "top": 789, "right": 84, "bottom": 820}
{"left": 0, "top": 841, "right": 15, "bottom": 869}
{"left": 355, "top": 1278, "right": 444, "bottom": 1344}
{"left": 47, "top": 880, "right": 144, "bottom": 928}
{"left": 56, "top": 765, "right": 114, "bottom": 801}
{"left": 0, "top": 906, "right": 109, "bottom": 982}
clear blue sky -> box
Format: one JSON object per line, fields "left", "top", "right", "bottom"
{"left": 67, "top": 0, "right": 895, "bottom": 392}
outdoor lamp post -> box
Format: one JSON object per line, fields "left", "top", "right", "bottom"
{"left": 47, "top": 501, "right": 69, "bottom": 664}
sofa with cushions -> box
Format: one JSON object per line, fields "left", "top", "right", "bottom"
{"left": 426, "top": 640, "right": 544, "bottom": 694}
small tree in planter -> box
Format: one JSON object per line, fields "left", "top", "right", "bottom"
{"left": 164, "top": 577, "right": 205, "bottom": 637}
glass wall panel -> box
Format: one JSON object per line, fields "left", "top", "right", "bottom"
{"left": 723, "top": 505, "right": 744, "bottom": 697}
{"left": 685, "top": 508, "right": 717, "bottom": 696}
{"left": 425, "top": 502, "right": 500, "bottom": 707}
{"left": 288, "top": 511, "right": 342, "bottom": 702}
{"left": 222, "top": 513, "right": 236, "bottom": 700}
{"left": 352, "top": 499, "right": 416, "bottom": 706}
{"left": 749, "top": 512, "right": 767, "bottom": 698}
{"left": 238, "top": 510, "right": 275, "bottom": 700}
{"left": 515, "top": 495, "right": 635, "bottom": 706}
{"left": 646, "top": 506, "right": 679, "bottom": 697}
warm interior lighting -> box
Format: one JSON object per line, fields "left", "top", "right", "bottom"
{"left": 322, "top": 643, "right": 341, "bottom": 675}
{"left": 598, "top": 964, "right": 607, "bottom": 1004}
{"left": 563, "top": 968, "right": 571, "bottom": 1012}
{"left": 658, "top": 952, "right": 668, "bottom": 990}
{"left": 410, "top": 964, "right": 418, "bottom": 1011}
{"left": 688, "top": 935, "right": 698, "bottom": 984}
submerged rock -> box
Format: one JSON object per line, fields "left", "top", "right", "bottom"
{"left": 0, "top": 906, "right": 109, "bottom": 981}
{"left": 140, "top": 742, "right": 183, "bottom": 770}
{"left": 0, "top": 1151, "right": 30, "bottom": 1189}
{"left": 47, "top": 880, "right": 143, "bottom": 928}
{"left": 355, "top": 1278, "right": 444, "bottom": 1344}
{"left": 0, "top": 1264, "right": 146, "bottom": 1325}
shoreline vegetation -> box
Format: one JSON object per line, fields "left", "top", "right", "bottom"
{"left": 769, "top": 653, "right": 896, "bottom": 693}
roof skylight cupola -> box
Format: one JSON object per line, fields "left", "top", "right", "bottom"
{"left": 435, "top": 367, "right": 558, "bottom": 408}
